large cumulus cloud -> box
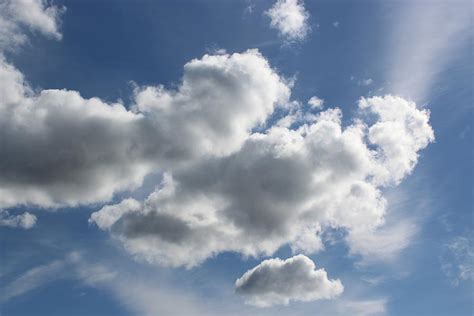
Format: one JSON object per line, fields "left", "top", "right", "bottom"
{"left": 0, "top": 50, "right": 289, "bottom": 208}
{"left": 235, "top": 255, "right": 343, "bottom": 307}
{"left": 90, "top": 95, "right": 434, "bottom": 267}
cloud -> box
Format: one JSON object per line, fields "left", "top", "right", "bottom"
{"left": 0, "top": 0, "right": 434, "bottom": 268}
{"left": 235, "top": 255, "right": 343, "bottom": 307}
{"left": 346, "top": 220, "right": 417, "bottom": 264}
{"left": 0, "top": 0, "right": 64, "bottom": 51}
{"left": 266, "top": 0, "right": 310, "bottom": 41}
{"left": 386, "top": 1, "right": 471, "bottom": 100}
{"left": 0, "top": 49, "right": 289, "bottom": 209}
{"left": 358, "top": 78, "right": 373, "bottom": 86}
{"left": 90, "top": 95, "right": 434, "bottom": 267}
{"left": 332, "top": 21, "right": 339, "bottom": 28}
{"left": 440, "top": 236, "right": 474, "bottom": 286}
{"left": 0, "top": 210, "right": 37, "bottom": 229}
{"left": 308, "top": 96, "right": 324, "bottom": 109}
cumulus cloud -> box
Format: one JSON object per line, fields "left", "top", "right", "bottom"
{"left": 90, "top": 95, "right": 434, "bottom": 267}
{"left": 0, "top": 49, "right": 289, "bottom": 209}
{"left": 0, "top": 210, "right": 37, "bottom": 229}
{"left": 266, "top": 0, "right": 310, "bottom": 41}
{"left": 235, "top": 255, "right": 343, "bottom": 307}
{"left": 0, "top": 0, "right": 64, "bottom": 50}
{"left": 0, "top": 0, "right": 433, "bottom": 267}
{"left": 308, "top": 96, "right": 324, "bottom": 109}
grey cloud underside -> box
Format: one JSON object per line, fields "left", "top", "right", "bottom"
{"left": 90, "top": 95, "right": 434, "bottom": 268}
{"left": 0, "top": 50, "right": 289, "bottom": 208}
{"left": 235, "top": 255, "right": 343, "bottom": 307}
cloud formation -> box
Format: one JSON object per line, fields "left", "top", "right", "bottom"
{"left": 387, "top": 1, "right": 471, "bottom": 100}
{"left": 0, "top": 0, "right": 63, "bottom": 50}
{"left": 0, "top": 0, "right": 434, "bottom": 274}
{"left": 0, "top": 0, "right": 65, "bottom": 227}
{"left": 0, "top": 50, "right": 289, "bottom": 209}
{"left": 266, "top": 0, "right": 310, "bottom": 41}
{"left": 235, "top": 255, "right": 343, "bottom": 307}
{"left": 308, "top": 96, "right": 324, "bottom": 109}
{"left": 90, "top": 95, "right": 434, "bottom": 267}
{"left": 0, "top": 210, "right": 36, "bottom": 229}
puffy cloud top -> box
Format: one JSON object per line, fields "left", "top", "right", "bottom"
{"left": 266, "top": 0, "right": 310, "bottom": 41}
{"left": 0, "top": 0, "right": 64, "bottom": 51}
{"left": 235, "top": 255, "right": 343, "bottom": 307}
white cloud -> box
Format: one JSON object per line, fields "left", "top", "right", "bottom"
{"left": 0, "top": 49, "right": 289, "bottom": 209}
{"left": 0, "top": 210, "right": 37, "bottom": 229}
{"left": 0, "top": 0, "right": 64, "bottom": 51}
{"left": 235, "top": 255, "right": 343, "bottom": 307}
{"left": 332, "top": 21, "right": 339, "bottom": 28}
{"left": 266, "top": 0, "right": 310, "bottom": 41}
{"left": 308, "top": 96, "right": 324, "bottom": 109}
{"left": 90, "top": 95, "right": 434, "bottom": 267}
{"left": 0, "top": 0, "right": 434, "bottom": 269}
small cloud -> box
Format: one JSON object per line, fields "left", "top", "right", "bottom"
{"left": 0, "top": 210, "right": 37, "bottom": 229}
{"left": 332, "top": 21, "right": 340, "bottom": 28}
{"left": 359, "top": 78, "right": 374, "bottom": 86}
{"left": 308, "top": 96, "right": 324, "bottom": 109}
{"left": 235, "top": 255, "right": 343, "bottom": 307}
{"left": 266, "top": 0, "right": 311, "bottom": 42}
{"left": 205, "top": 44, "right": 227, "bottom": 55}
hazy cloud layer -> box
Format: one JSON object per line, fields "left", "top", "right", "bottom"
{"left": 235, "top": 255, "right": 343, "bottom": 307}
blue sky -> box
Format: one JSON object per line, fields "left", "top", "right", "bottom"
{"left": 0, "top": 0, "right": 472, "bottom": 315}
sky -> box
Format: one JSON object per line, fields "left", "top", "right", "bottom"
{"left": 0, "top": 0, "right": 472, "bottom": 315}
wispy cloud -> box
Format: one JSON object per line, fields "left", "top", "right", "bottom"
{"left": 440, "top": 235, "right": 474, "bottom": 286}
{"left": 386, "top": 0, "right": 471, "bottom": 101}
